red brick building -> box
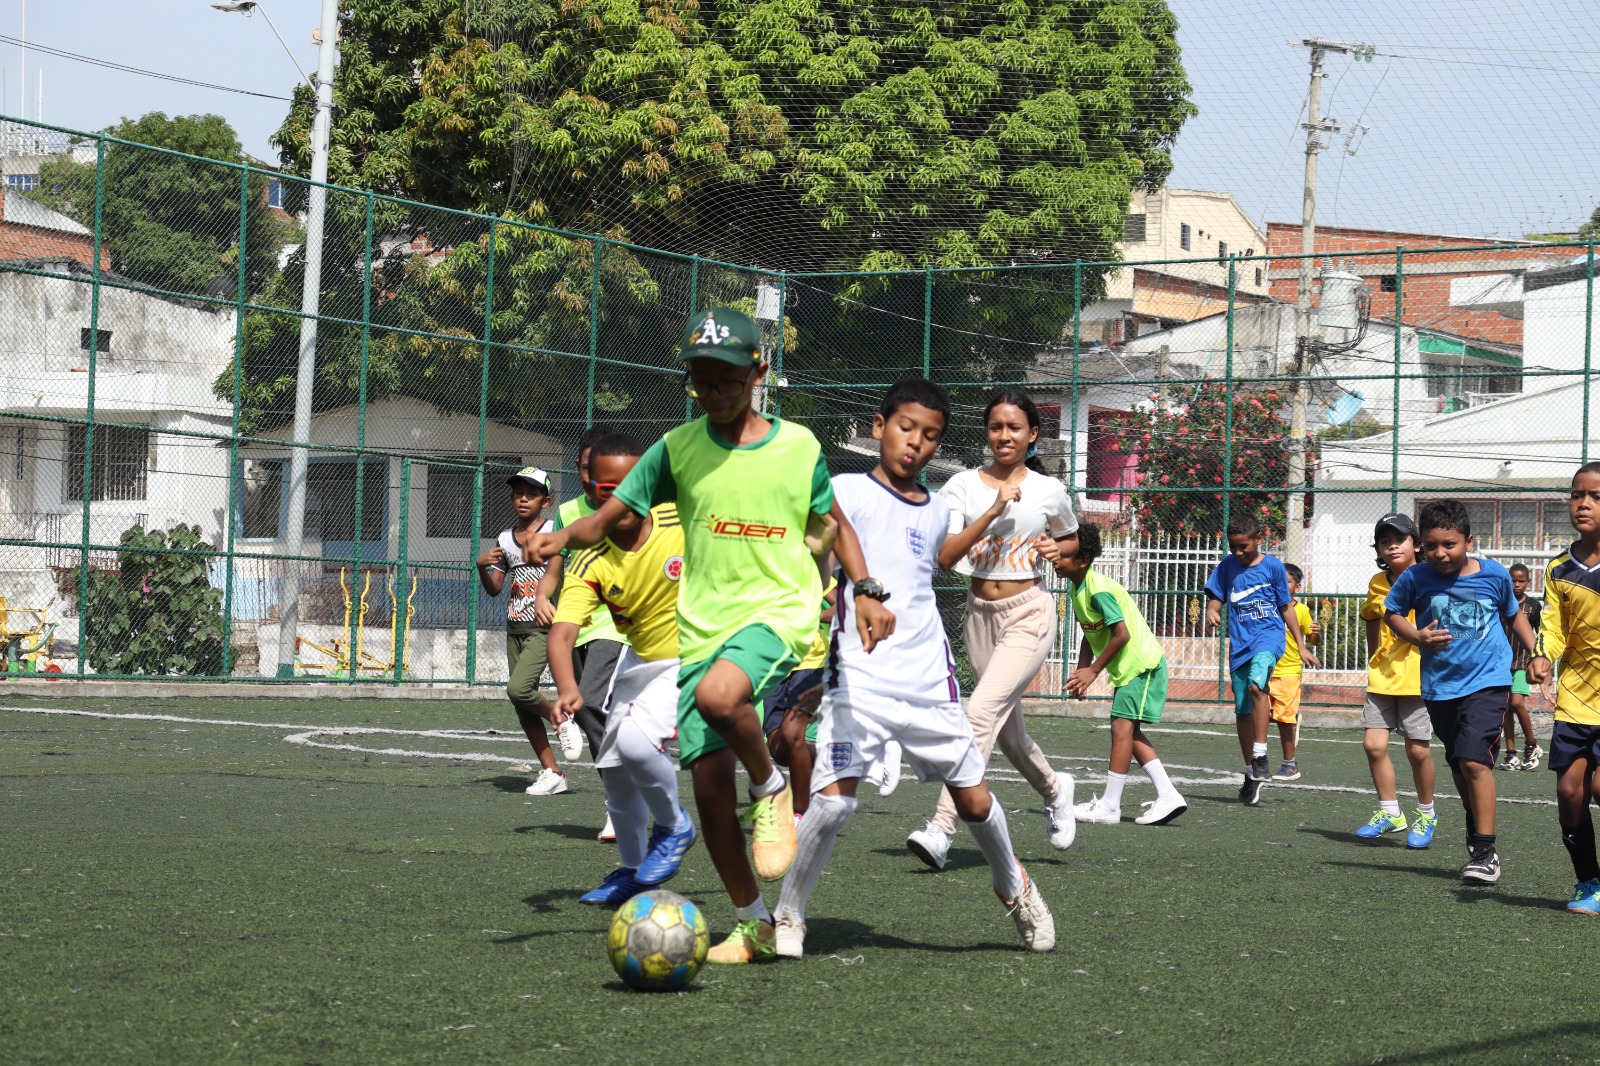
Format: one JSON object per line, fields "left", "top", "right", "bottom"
{"left": 1265, "top": 224, "right": 1573, "bottom": 347}
{"left": 0, "top": 185, "right": 110, "bottom": 271}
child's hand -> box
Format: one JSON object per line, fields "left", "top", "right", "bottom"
{"left": 789, "top": 685, "right": 824, "bottom": 718}
{"left": 805, "top": 512, "right": 838, "bottom": 558}
{"left": 1206, "top": 604, "right": 1221, "bottom": 629}
{"left": 1528, "top": 655, "right": 1553, "bottom": 686}
{"left": 1065, "top": 667, "right": 1097, "bottom": 698}
{"left": 987, "top": 481, "right": 1023, "bottom": 515}
{"left": 1416, "top": 620, "right": 1453, "bottom": 650}
{"left": 553, "top": 689, "right": 583, "bottom": 724}
{"left": 854, "top": 597, "right": 896, "bottom": 653}
{"left": 1308, "top": 620, "right": 1323, "bottom": 640}
{"left": 526, "top": 531, "right": 563, "bottom": 566}
{"left": 534, "top": 595, "right": 557, "bottom": 628}
{"left": 476, "top": 546, "right": 507, "bottom": 571}
{"left": 1035, "top": 533, "right": 1064, "bottom": 563}
{"left": 1303, "top": 650, "right": 1322, "bottom": 670}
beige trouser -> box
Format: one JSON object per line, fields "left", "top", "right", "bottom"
{"left": 931, "top": 584, "right": 1061, "bottom": 836}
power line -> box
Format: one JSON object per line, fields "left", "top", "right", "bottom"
{"left": 0, "top": 34, "right": 293, "bottom": 102}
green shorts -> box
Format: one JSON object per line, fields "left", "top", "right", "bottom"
{"left": 1512, "top": 669, "right": 1531, "bottom": 697}
{"left": 1112, "top": 660, "right": 1168, "bottom": 724}
{"left": 676, "top": 625, "right": 800, "bottom": 767}
{"left": 1231, "top": 650, "right": 1279, "bottom": 716}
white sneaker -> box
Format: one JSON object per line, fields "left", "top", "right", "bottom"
{"left": 907, "top": 822, "right": 951, "bottom": 871}
{"left": 598, "top": 813, "right": 616, "bottom": 841}
{"left": 525, "top": 768, "right": 569, "bottom": 796}
{"left": 775, "top": 914, "right": 806, "bottom": 959}
{"left": 1045, "top": 772, "right": 1077, "bottom": 849}
{"left": 1135, "top": 793, "right": 1189, "bottom": 826}
{"left": 557, "top": 717, "right": 584, "bottom": 761}
{"left": 1073, "top": 794, "right": 1121, "bottom": 824}
{"left": 1004, "top": 867, "right": 1056, "bottom": 953}
{"left": 877, "top": 742, "right": 903, "bottom": 797}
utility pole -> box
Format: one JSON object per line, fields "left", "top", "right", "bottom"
{"left": 1287, "top": 37, "right": 1372, "bottom": 566}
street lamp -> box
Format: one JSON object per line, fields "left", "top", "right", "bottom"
{"left": 216, "top": 0, "right": 340, "bottom": 677}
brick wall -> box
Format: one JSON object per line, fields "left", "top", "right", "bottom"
{"left": 1265, "top": 223, "right": 1572, "bottom": 345}
{"left": 0, "top": 186, "right": 111, "bottom": 271}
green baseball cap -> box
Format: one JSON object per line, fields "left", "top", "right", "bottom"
{"left": 678, "top": 307, "right": 762, "bottom": 365}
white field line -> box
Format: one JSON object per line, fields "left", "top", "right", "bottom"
{"left": 3, "top": 705, "right": 1558, "bottom": 806}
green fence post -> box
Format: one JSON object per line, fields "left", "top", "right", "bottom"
{"left": 1218, "top": 255, "right": 1237, "bottom": 702}
{"left": 922, "top": 265, "right": 933, "bottom": 378}
{"left": 586, "top": 239, "right": 603, "bottom": 429}
{"left": 1392, "top": 248, "right": 1404, "bottom": 510}
{"left": 1585, "top": 240, "right": 1594, "bottom": 464}
{"left": 348, "top": 192, "right": 375, "bottom": 683}
{"left": 465, "top": 220, "right": 499, "bottom": 686}
{"left": 393, "top": 458, "right": 412, "bottom": 685}
{"left": 75, "top": 136, "right": 107, "bottom": 679}
{"left": 686, "top": 257, "right": 699, "bottom": 420}
{"left": 772, "top": 273, "right": 787, "bottom": 416}
{"left": 222, "top": 160, "right": 250, "bottom": 678}
{"left": 1070, "top": 262, "right": 1082, "bottom": 495}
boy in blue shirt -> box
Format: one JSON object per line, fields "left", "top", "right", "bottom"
{"left": 1385, "top": 499, "right": 1539, "bottom": 884}
{"left": 1205, "top": 512, "right": 1312, "bottom": 806}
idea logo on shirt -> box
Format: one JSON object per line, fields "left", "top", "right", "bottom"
{"left": 704, "top": 514, "right": 788, "bottom": 540}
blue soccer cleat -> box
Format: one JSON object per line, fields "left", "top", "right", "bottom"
{"left": 1405, "top": 810, "right": 1438, "bottom": 849}
{"left": 580, "top": 866, "right": 649, "bottom": 906}
{"left": 1568, "top": 879, "right": 1600, "bottom": 916}
{"left": 636, "top": 814, "right": 698, "bottom": 885}
{"left": 1355, "top": 808, "right": 1407, "bottom": 839}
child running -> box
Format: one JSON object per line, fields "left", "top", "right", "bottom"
{"left": 1385, "top": 499, "right": 1539, "bottom": 884}
{"left": 1354, "top": 512, "right": 1439, "bottom": 848}
{"left": 1204, "top": 513, "right": 1311, "bottom": 806}
{"left": 775, "top": 378, "right": 1055, "bottom": 957}
{"left": 474, "top": 467, "right": 576, "bottom": 796}
{"left": 547, "top": 432, "right": 696, "bottom": 906}
{"left": 1268, "top": 563, "right": 1322, "bottom": 782}
{"left": 907, "top": 389, "right": 1078, "bottom": 870}
{"left": 529, "top": 307, "right": 895, "bottom": 964}
{"left": 1058, "top": 523, "right": 1188, "bottom": 827}
{"left": 1500, "top": 563, "right": 1545, "bottom": 771}
{"left": 1528, "top": 462, "right": 1600, "bottom": 914}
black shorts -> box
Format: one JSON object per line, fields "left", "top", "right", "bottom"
{"left": 1426, "top": 688, "right": 1509, "bottom": 767}
{"left": 1549, "top": 721, "right": 1600, "bottom": 773}
{"left": 762, "top": 667, "right": 825, "bottom": 735}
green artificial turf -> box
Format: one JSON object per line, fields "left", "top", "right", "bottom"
{"left": 2, "top": 695, "right": 1597, "bottom": 1065}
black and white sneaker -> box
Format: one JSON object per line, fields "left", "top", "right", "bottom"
{"left": 1462, "top": 851, "right": 1502, "bottom": 884}
{"left": 1248, "top": 755, "right": 1272, "bottom": 782}
{"left": 1237, "top": 775, "right": 1264, "bottom": 806}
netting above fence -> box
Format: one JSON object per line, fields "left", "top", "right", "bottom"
{"left": 0, "top": 116, "right": 1591, "bottom": 707}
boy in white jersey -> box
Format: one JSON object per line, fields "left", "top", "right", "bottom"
{"left": 774, "top": 378, "right": 1055, "bottom": 958}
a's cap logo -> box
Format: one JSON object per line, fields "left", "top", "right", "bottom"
{"left": 689, "top": 314, "right": 730, "bottom": 348}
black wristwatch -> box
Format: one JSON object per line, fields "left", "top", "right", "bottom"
{"left": 853, "top": 577, "right": 890, "bottom": 603}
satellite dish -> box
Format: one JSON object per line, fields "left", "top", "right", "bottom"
{"left": 1326, "top": 390, "right": 1366, "bottom": 426}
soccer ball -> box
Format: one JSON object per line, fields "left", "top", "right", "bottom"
{"left": 607, "top": 890, "right": 710, "bottom": 992}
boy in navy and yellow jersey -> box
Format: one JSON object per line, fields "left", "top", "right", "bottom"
{"left": 1530, "top": 461, "right": 1600, "bottom": 915}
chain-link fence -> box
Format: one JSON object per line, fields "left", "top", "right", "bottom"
{"left": 1, "top": 117, "right": 1593, "bottom": 705}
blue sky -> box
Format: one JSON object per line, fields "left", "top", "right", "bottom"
{"left": 6, "top": 0, "right": 1600, "bottom": 239}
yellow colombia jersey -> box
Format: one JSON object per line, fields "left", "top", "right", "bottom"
{"left": 796, "top": 578, "right": 837, "bottom": 671}
{"left": 553, "top": 504, "right": 684, "bottom": 662}
{"left": 1539, "top": 547, "right": 1600, "bottom": 725}
{"left": 1361, "top": 570, "right": 1422, "bottom": 697}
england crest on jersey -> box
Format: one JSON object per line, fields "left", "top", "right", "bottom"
{"left": 906, "top": 527, "right": 928, "bottom": 558}
{"left": 827, "top": 742, "right": 853, "bottom": 771}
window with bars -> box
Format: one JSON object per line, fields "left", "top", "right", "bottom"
{"left": 305, "top": 460, "right": 388, "bottom": 542}
{"left": 1419, "top": 498, "right": 1567, "bottom": 550}
{"left": 67, "top": 425, "right": 148, "bottom": 502}
{"left": 1179, "top": 223, "right": 1191, "bottom": 251}
{"left": 426, "top": 457, "right": 523, "bottom": 539}
{"left": 1123, "top": 213, "right": 1147, "bottom": 243}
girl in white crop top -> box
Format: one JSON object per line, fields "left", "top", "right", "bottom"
{"left": 909, "top": 391, "right": 1082, "bottom": 859}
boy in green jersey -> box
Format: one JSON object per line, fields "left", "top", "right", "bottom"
{"left": 1057, "top": 523, "right": 1188, "bottom": 827}
{"left": 529, "top": 307, "right": 896, "bottom": 964}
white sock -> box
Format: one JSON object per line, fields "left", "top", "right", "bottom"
{"left": 734, "top": 896, "right": 772, "bottom": 924}
{"left": 750, "top": 766, "right": 786, "bottom": 799}
{"left": 965, "top": 802, "right": 1026, "bottom": 901}
{"left": 602, "top": 768, "right": 651, "bottom": 869}
{"left": 1380, "top": 798, "right": 1401, "bottom": 817}
{"left": 775, "top": 792, "right": 855, "bottom": 924}
{"left": 1102, "top": 772, "right": 1128, "bottom": 808}
{"left": 1418, "top": 800, "right": 1436, "bottom": 817}
{"left": 1142, "top": 759, "right": 1180, "bottom": 802}
{"left": 615, "top": 717, "right": 683, "bottom": 829}
{"left": 1252, "top": 742, "right": 1268, "bottom": 759}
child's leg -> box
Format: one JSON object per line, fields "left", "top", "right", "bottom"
{"left": 1404, "top": 737, "right": 1436, "bottom": 805}
{"left": 1511, "top": 692, "right": 1536, "bottom": 752}
{"left": 1457, "top": 760, "right": 1497, "bottom": 834}
{"left": 1130, "top": 724, "right": 1159, "bottom": 768}
{"left": 689, "top": 749, "right": 765, "bottom": 914}
{"left": 602, "top": 765, "right": 651, "bottom": 869}
{"left": 614, "top": 717, "right": 683, "bottom": 832}
{"left": 1501, "top": 704, "right": 1519, "bottom": 754}
{"left": 949, "top": 782, "right": 1026, "bottom": 902}
{"left": 1556, "top": 755, "right": 1600, "bottom": 885}
{"left": 778, "top": 709, "right": 814, "bottom": 816}
{"left": 1250, "top": 684, "right": 1272, "bottom": 749}
{"left": 775, "top": 779, "right": 858, "bottom": 924}
{"left": 508, "top": 633, "right": 560, "bottom": 772}
{"left": 1109, "top": 717, "right": 1136, "bottom": 774}
{"left": 693, "top": 660, "right": 781, "bottom": 788}
{"left": 1365, "top": 728, "right": 1398, "bottom": 799}
{"left": 512, "top": 707, "right": 560, "bottom": 772}
{"left": 1235, "top": 714, "right": 1254, "bottom": 764}
{"left": 1279, "top": 722, "right": 1299, "bottom": 762}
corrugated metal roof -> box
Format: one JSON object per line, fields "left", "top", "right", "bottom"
{"left": 0, "top": 189, "right": 91, "bottom": 236}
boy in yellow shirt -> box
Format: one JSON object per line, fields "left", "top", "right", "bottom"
{"left": 1354, "top": 513, "right": 1439, "bottom": 848}
{"left": 1268, "top": 563, "right": 1321, "bottom": 781}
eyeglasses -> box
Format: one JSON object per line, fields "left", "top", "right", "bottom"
{"left": 682, "top": 367, "right": 758, "bottom": 399}
{"left": 586, "top": 479, "right": 621, "bottom": 498}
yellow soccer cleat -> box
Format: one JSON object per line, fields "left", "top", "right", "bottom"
{"left": 744, "top": 782, "right": 798, "bottom": 880}
{"left": 705, "top": 919, "right": 776, "bottom": 964}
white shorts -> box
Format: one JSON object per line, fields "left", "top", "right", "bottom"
{"left": 810, "top": 686, "right": 986, "bottom": 793}
{"left": 594, "top": 649, "right": 679, "bottom": 770}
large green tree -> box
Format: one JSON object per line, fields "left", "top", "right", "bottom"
{"left": 31, "top": 112, "right": 286, "bottom": 298}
